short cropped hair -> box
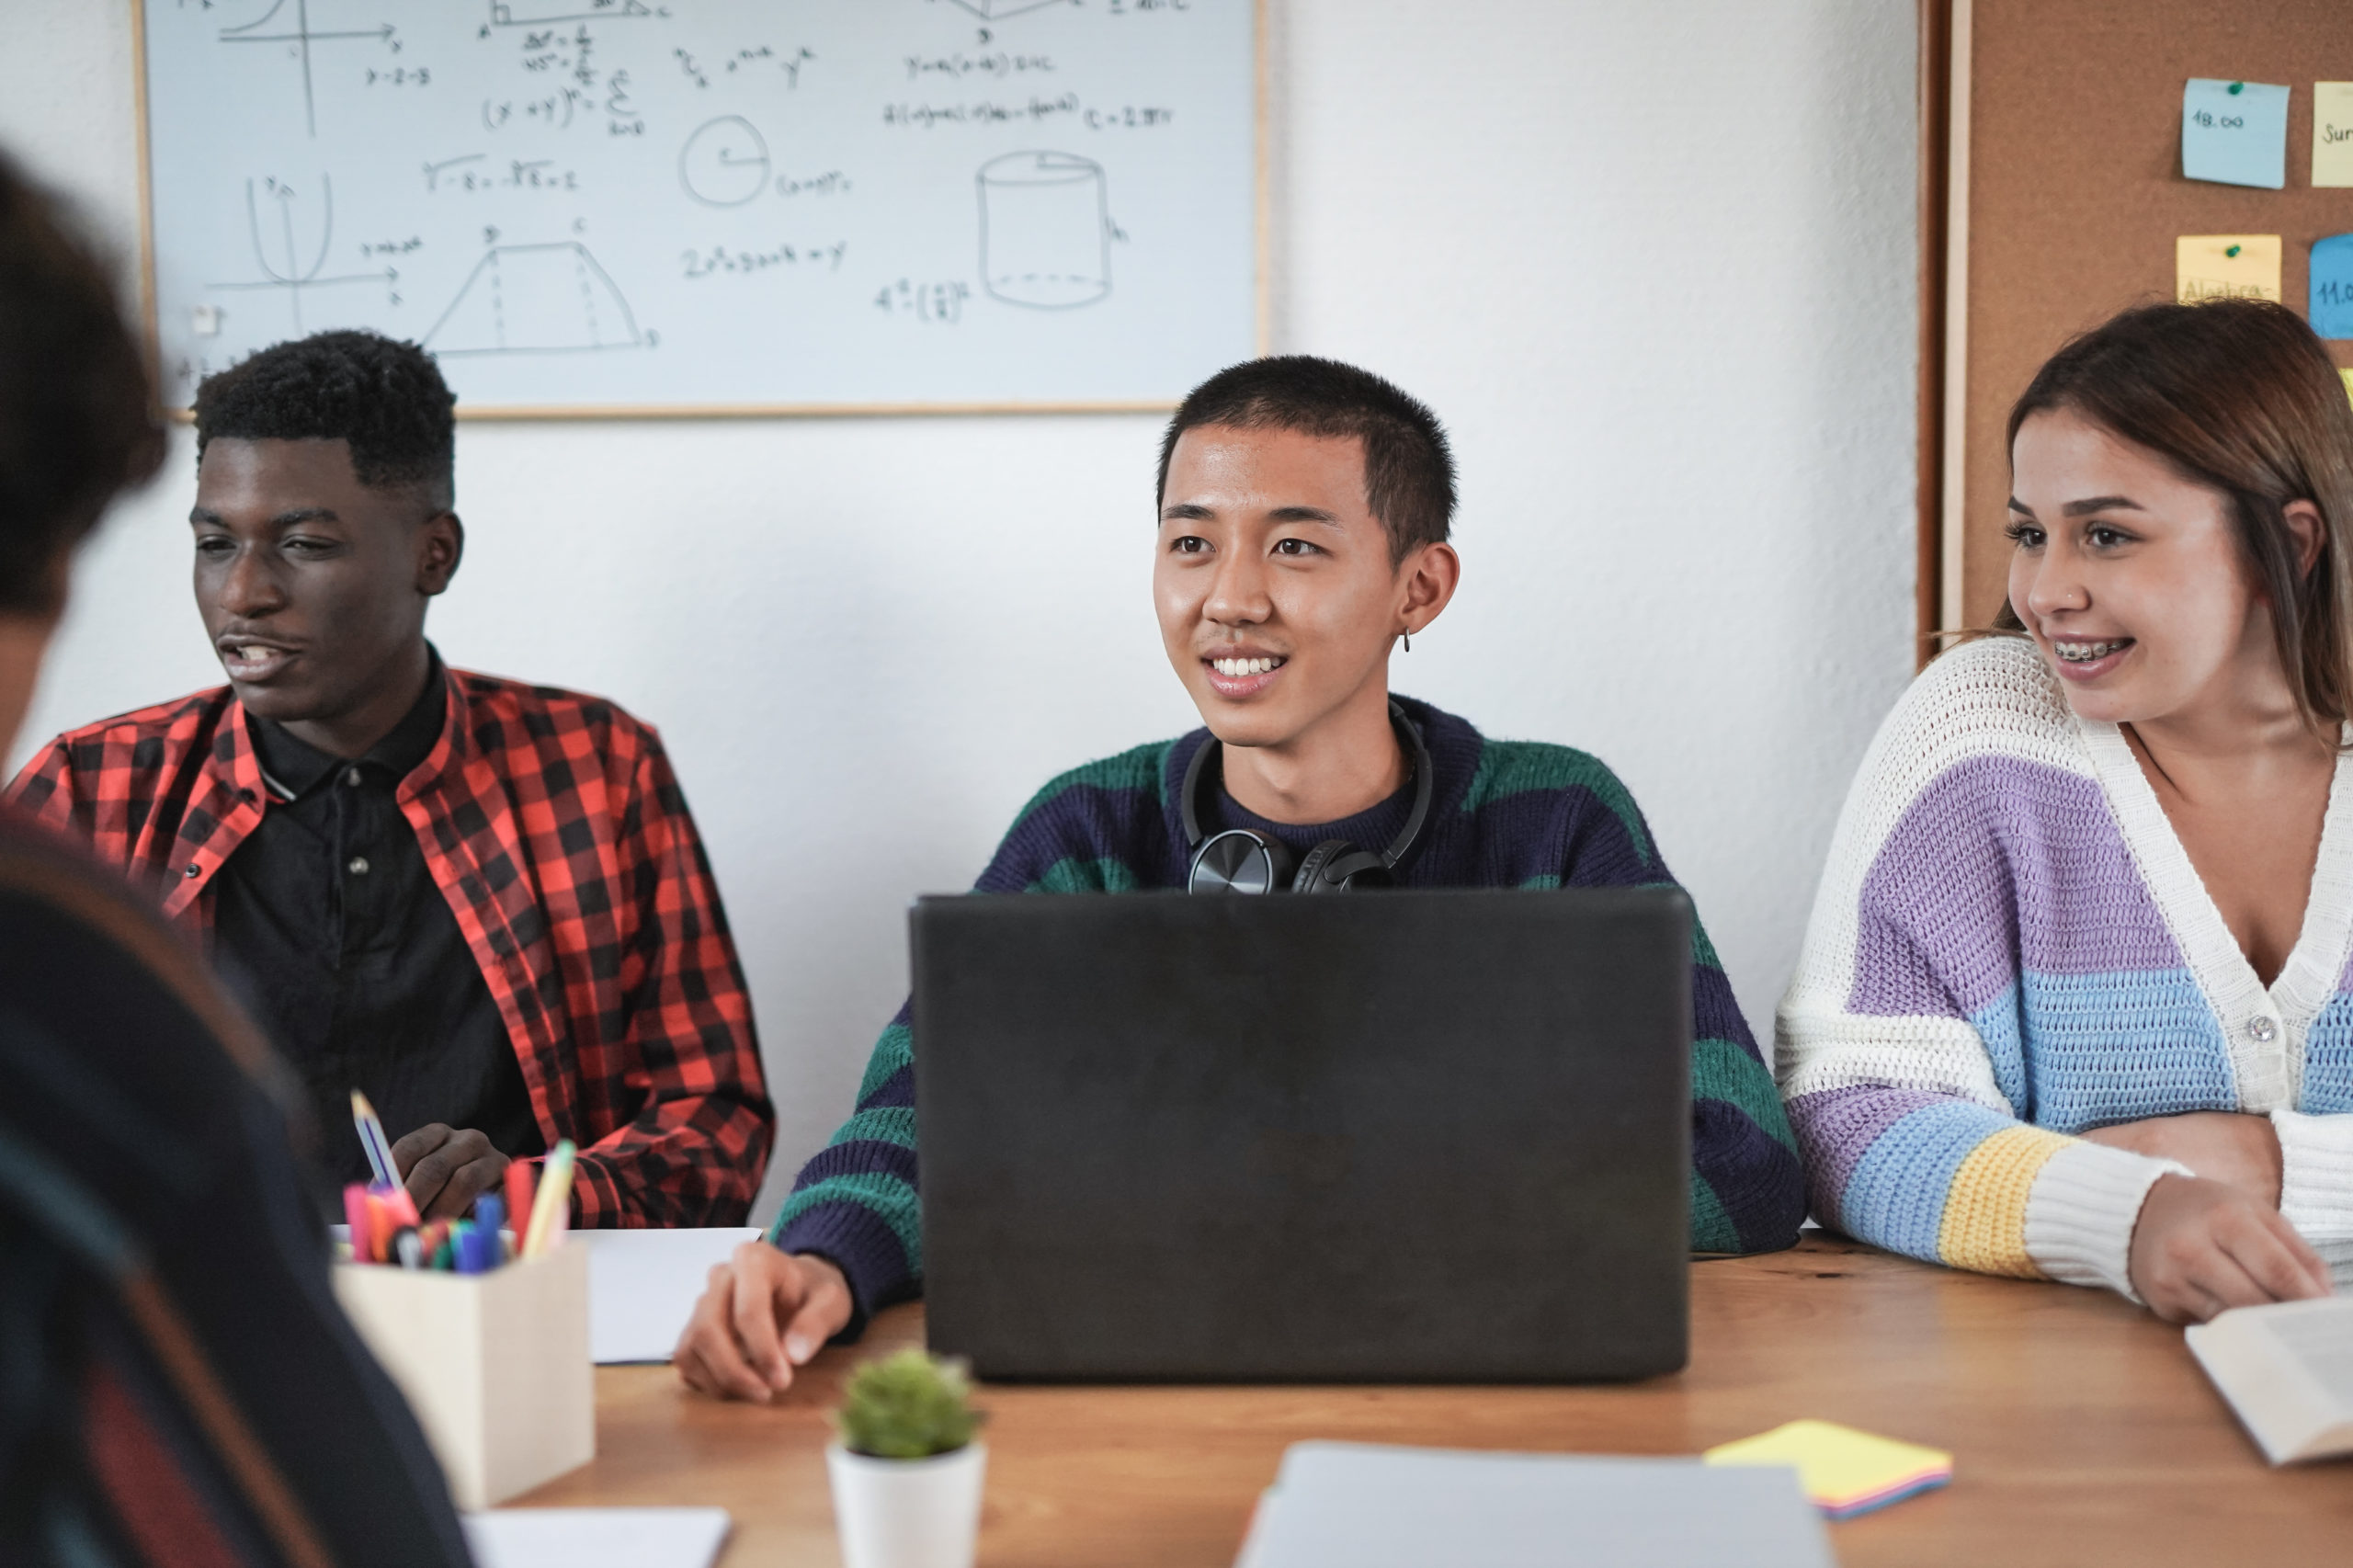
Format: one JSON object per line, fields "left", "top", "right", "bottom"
{"left": 0, "top": 155, "right": 164, "bottom": 617}
{"left": 1158, "top": 356, "right": 1455, "bottom": 563}
{"left": 194, "top": 330, "right": 456, "bottom": 506}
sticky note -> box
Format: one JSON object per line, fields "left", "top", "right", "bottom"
{"left": 2313, "top": 235, "right": 2353, "bottom": 339}
{"left": 2182, "top": 78, "right": 2290, "bottom": 188}
{"left": 1705, "top": 1419, "right": 1953, "bottom": 1520}
{"left": 2316, "top": 84, "right": 2353, "bottom": 187}
{"left": 2177, "top": 235, "right": 2281, "bottom": 305}
{"left": 2341, "top": 369, "right": 2353, "bottom": 409}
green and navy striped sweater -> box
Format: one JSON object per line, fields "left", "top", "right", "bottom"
{"left": 771, "top": 697, "right": 1805, "bottom": 1324}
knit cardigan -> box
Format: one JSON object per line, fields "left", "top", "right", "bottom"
{"left": 1777, "top": 636, "right": 2353, "bottom": 1296}
{"left": 773, "top": 696, "right": 1808, "bottom": 1326}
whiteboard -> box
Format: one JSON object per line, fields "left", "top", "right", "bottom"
{"left": 136, "top": 0, "right": 1261, "bottom": 415}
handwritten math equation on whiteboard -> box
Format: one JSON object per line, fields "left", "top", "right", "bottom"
{"left": 141, "top": 0, "right": 1257, "bottom": 412}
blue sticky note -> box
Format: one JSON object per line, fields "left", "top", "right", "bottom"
{"left": 2313, "top": 235, "right": 2353, "bottom": 339}
{"left": 2182, "top": 79, "right": 2290, "bottom": 189}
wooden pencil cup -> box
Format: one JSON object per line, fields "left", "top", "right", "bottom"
{"left": 332, "top": 1242, "right": 595, "bottom": 1508}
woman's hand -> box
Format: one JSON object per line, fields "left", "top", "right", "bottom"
{"left": 673, "top": 1243, "right": 855, "bottom": 1401}
{"left": 2127, "top": 1173, "right": 2332, "bottom": 1323}
{"left": 2082, "top": 1111, "right": 2283, "bottom": 1206}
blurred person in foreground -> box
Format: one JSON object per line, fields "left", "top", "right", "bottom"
{"left": 0, "top": 153, "right": 471, "bottom": 1566}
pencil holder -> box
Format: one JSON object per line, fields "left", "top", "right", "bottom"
{"left": 332, "top": 1243, "right": 595, "bottom": 1508}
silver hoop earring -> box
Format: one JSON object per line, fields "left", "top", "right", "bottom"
{"left": 1403, "top": 630, "right": 1413, "bottom": 653}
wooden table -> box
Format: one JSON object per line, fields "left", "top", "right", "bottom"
{"left": 520, "top": 1236, "right": 2352, "bottom": 1565}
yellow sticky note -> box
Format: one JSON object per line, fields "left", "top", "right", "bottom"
{"left": 2340, "top": 368, "right": 2353, "bottom": 409}
{"left": 2177, "top": 235, "right": 2281, "bottom": 304}
{"left": 2316, "top": 84, "right": 2353, "bottom": 187}
{"left": 1705, "top": 1419, "right": 1952, "bottom": 1519}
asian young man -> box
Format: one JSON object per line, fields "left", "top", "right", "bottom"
{"left": 6, "top": 330, "right": 773, "bottom": 1226}
{"left": 675, "top": 356, "right": 1807, "bottom": 1400}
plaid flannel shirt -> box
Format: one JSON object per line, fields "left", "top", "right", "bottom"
{"left": 5, "top": 665, "right": 773, "bottom": 1226}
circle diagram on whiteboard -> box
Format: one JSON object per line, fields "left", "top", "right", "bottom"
{"left": 977, "top": 151, "right": 1110, "bottom": 310}
{"left": 680, "top": 116, "right": 771, "bottom": 208}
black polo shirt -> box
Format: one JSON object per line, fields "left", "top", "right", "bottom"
{"left": 210, "top": 657, "right": 542, "bottom": 1198}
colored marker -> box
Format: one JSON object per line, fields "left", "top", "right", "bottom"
{"left": 342, "top": 1183, "right": 371, "bottom": 1258}
{"left": 350, "top": 1089, "right": 399, "bottom": 1189}
{"left": 503, "top": 1162, "right": 536, "bottom": 1259}
{"left": 521, "top": 1140, "right": 576, "bottom": 1259}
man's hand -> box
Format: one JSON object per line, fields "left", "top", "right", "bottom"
{"left": 674, "top": 1243, "right": 854, "bottom": 1402}
{"left": 2082, "top": 1111, "right": 2284, "bottom": 1206}
{"left": 391, "top": 1124, "right": 511, "bottom": 1221}
{"left": 2128, "top": 1173, "right": 2333, "bottom": 1323}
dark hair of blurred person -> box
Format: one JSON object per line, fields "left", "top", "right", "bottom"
{"left": 0, "top": 151, "right": 472, "bottom": 1568}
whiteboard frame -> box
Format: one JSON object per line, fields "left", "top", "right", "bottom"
{"left": 131, "top": 0, "right": 1270, "bottom": 422}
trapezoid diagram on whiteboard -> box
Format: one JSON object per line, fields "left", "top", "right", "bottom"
{"left": 426, "top": 244, "right": 643, "bottom": 356}
{"left": 932, "top": 0, "right": 1081, "bottom": 22}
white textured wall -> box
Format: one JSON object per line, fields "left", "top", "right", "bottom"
{"left": 4, "top": 2, "right": 1917, "bottom": 1221}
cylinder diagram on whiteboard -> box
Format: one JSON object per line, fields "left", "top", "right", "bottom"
{"left": 976, "top": 151, "right": 1111, "bottom": 310}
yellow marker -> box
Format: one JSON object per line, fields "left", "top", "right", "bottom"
{"left": 521, "top": 1138, "right": 576, "bottom": 1258}
{"left": 2176, "top": 234, "right": 2280, "bottom": 305}
{"left": 2314, "top": 84, "right": 2353, "bottom": 187}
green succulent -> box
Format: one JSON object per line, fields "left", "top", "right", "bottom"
{"left": 835, "top": 1349, "right": 983, "bottom": 1460}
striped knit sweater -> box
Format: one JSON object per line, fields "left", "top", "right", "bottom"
{"left": 772, "top": 696, "right": 1806, "bottom": 1324}
{"left": 1778, "top": 636, "right": 2353, "bottom": 1297}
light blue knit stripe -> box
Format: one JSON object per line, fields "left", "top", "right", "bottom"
{"left": 1969, "top": 967, "right": 2236, "bottom": 1131}
{"left": 2301, "top": 990, "right": 2353, "bottom": 1113}
{"left": 1841, "top": 1099, "right": 2014, "bottom": 1260}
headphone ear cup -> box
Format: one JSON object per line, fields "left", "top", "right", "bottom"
{"left": 1188, "top": 828, "right": 1292, "bottom": 894}
{"left": 1292, "top": 839, "right": 1364, "bottom": 893}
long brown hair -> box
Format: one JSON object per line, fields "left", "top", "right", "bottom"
{"left": 1998, "top": 299, "right": 2353, "bottom": 735}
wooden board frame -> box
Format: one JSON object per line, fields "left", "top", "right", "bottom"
{"left": 1924, "top": 1, "right": 2353, "bottom": 647}
{"left": 130, "top": 0, "right": 1270, "bottom": 422}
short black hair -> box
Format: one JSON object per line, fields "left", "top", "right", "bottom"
{"left": 194, "top": 330, "right": 456, "bottom": 506}
{"left": 1157, "top": 356, "right": 1455, "bottom": 563}
{"left": 0, "top": 154, "right": 164, "bottom": 617}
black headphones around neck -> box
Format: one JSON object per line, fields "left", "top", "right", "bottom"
{"left": 1181, "top": 701, "right": 1435, "bottom": 894}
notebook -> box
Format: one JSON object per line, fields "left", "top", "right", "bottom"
{"left": 1232, "top": 1442, "right": 1834, "bottom": 1568}
{"left": 2187, "top": 1295, "right": 2353, "bottom": 1464}
{"left": 461, "top": 1508, "right": 731, "bottom": 1568}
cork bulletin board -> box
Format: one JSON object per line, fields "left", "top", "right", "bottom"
{"left": 1928, "top": 0, "right": 2353, "bottom": 637}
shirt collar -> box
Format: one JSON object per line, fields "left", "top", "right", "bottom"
{"left": 249, "top": 647, "right": 449, "bottom": 802}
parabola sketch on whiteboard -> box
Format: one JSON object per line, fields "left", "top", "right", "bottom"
{"left": 217, "top": 0, "right": 400, "bottom": 138}
{"left": 426, "top": 243, "right": 645, "bottom": 356}
{"left": 934, "top": 0, "right": 1081, "bottom": 21}
{"left": 206, "top": 176, "right": 397, "bottom": 335}
{"left": 977, "top": 152, "right": 1111, "bottom": 309}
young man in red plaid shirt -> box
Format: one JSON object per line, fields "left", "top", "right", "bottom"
{"left": 6, "top": 331, "right": 772, "bottom": 1227}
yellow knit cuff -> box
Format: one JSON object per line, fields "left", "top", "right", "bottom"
{"left": 1937, "top": 1125, "right": 2075, "bottom": 1278}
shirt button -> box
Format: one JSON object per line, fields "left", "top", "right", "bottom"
{"left": 345, "top": 767, "right": 364, "bottom": 788}
{"left": 183, "top": 865, "right": 200, "bottom": 880}
{"left": 2247, "top": 1015, "right": 2279, "bottom": 1043}
{"left": 347, "top": 857, "right": 370, "bottom": 876}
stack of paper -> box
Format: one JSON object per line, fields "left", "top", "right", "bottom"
{"left": 1704, "top": 1420, "right": 1951, "bottom": 1519}
{"left": 1233, "top": 1442, "right": 1832, "bottom": 1568}
{"left": 462, "top": 1508, "right": 731, "bottom": 1568}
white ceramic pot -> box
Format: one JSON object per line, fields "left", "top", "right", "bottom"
{"left": 825, "top": 1440, "right": 987, "bottom": 1568}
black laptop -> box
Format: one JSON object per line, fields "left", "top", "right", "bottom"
{"left": 912, "top": 887, "right": 1693, "bottom": 1382}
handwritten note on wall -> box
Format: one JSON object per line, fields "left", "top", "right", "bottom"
{"left": 2311, "top": 235, "right": 2353, "bottom": 339}
{"left": 138, "top": 0, "right": 1258, "bottom": 414}
{"left": 2181, "top": 79, "right": 2290, "bottom": 189}
{"left": 2316, "top": 84, "right": 2353, "bottom": 188}
{"left": 2177, "top": 235, "right": 2280, "bottom": 305}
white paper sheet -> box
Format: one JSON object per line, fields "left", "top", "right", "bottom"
{"left": 462, "top": 1508, "right": 730, "bottom": 1568}
{"left": 576, "top": 1227, "right": 762, "bottom": 1364}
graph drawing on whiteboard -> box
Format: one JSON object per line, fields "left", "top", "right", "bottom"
{"left": 426, "top": 243, "right": 646, "bottom": 356}
{"left": 206, "top": 176, "right": 398, "bottom": 335}
{"left": 977, "top": 152, "right": 1111, "bottom": 309}
{"left": 216, "top": 0, "right": 401, "bottom": 138}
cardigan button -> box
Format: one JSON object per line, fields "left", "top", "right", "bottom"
{"left": 2246, "top": 1015, "right": 2279, "bottom": 1043}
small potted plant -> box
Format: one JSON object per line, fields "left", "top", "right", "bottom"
{"left": 826, "top": 1348, "right": 987, "bottom": 1568}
